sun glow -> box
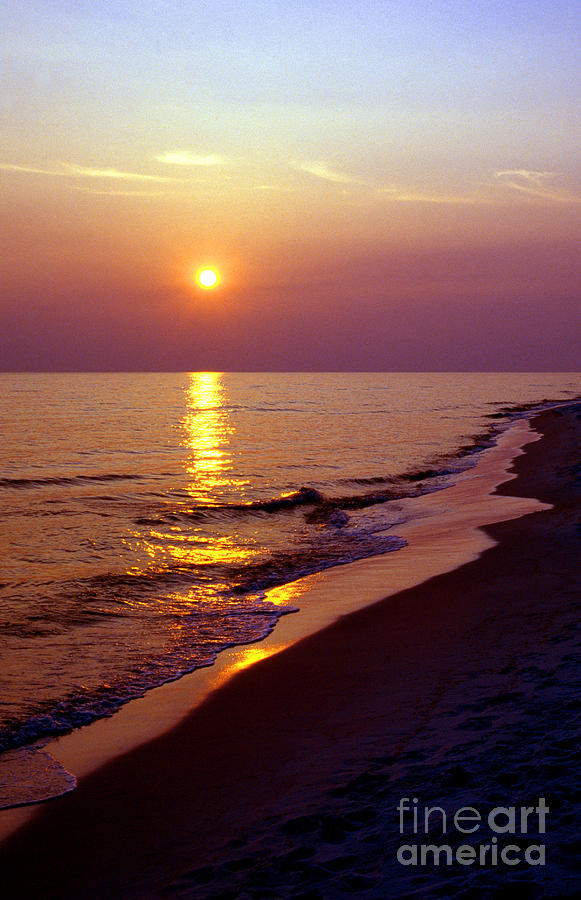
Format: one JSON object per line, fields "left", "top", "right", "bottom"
{"left": 196, "top": 267, "right": 220, "bottom": 289}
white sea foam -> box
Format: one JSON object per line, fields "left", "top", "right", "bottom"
{"left": 0, "top": 747, "right": 76, "bottom": 810}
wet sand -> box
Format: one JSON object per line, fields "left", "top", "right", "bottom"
{"left": 1, "top": 404, "right": 581, "bottom": 898}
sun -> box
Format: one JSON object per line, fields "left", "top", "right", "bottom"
{"left": 196, "top": 266, "right": 220, "bottom": 289}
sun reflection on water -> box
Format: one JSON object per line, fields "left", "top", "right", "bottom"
{"left": 124, "top": 374, "right": 267, "bottom": 618}
{"left": 182, "top": 372, "right": 241, "bottom": 501}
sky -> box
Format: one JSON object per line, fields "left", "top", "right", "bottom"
{"left": 1, "top": 0, "right": 580, "bottom": 370}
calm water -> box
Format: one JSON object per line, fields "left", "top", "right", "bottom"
{"left": 1, "top": 372, "right": 580, "bottom": 766}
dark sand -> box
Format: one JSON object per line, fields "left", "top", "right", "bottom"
{"left": 1, "top": 405, "right": 581, "bottom": 899}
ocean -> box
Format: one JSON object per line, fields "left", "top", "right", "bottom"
{"left": 1, "top": 371, "right": 580, "bottom": 807}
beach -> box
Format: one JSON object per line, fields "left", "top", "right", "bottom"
{"left": 1, "top": 401, "right": 581, "bottom": 898}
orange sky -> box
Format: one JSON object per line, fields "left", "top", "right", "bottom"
{"left": 1, "top": 0, "right": 580, "bottom": 369}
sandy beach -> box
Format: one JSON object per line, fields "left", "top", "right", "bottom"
{"left": 1, "top": 402, "right": 581, "bottom": 899}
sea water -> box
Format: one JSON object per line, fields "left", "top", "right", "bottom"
{"left": 1, "top": 372, "right": 580, "bottom": 796}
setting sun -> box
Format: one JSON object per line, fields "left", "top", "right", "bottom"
{"left": 196, "top": 267, "right": 220, "bottom": 289}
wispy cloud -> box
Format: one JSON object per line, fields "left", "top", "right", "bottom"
{"left": 295, "top": 161, "right": 362, "bottom": 185}
{"left": 493, "top": 169, "right": 580, "bottom": 203}
{"left": 73, "top": 187, "right": 167, "bottom": 197}
{"left": 376, "top": 170, "right": 581, "bottom": 205}
{"left": 64, "top": 164, "right": 177, "bottom": 182}
{"left": 494, "top": 169, "right": 555, "bottom": 185}
{"left": 292, "top": 163, "right": 487, "bottom": 203}
{"left": 383, "top": 189, "right": 484, "bottom": 205}
{"left": 371, "top": 182, "right": 487, "bottom": 204}
{"left": 252, "top": 184, "right": 295, "bottom": 192}
{"left": 154, "top": 151, "right": 228, "bottom": 167}
{"left": 0, "top": 161, "right": 182, "bottom": 183}
{"left": 0, "top": 163, "right": 66, "bottom": 176}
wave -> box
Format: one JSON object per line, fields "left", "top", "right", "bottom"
{"left": 135, "top": 487, "right": 326, "bottom": 524}
{"left": 0, "top": 747, "right": 76, "bottom": 810}
{"left": 230, "top": 531, "right": 407, "bottom": 595}
{"left": 7, "top": 524, "right": 405, "bottom": 636}
{"left": 0, "top": 594, "right": 292, "bottom": 754}
{"left": 235, "top": 486, "right": 325, "bottom": 511}
{"left": 136, "top": 479, "right": 444, "bottom": 527}
{"left": 0, "top": 472, "right": 154, "bottom": 490}
{"left": 0, "top": 527, "right": 406, "bottom": 754}
{"left": 140, "top": 427, "right": 504, "bottom": 529}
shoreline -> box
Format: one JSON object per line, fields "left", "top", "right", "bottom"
{"left": 0, "top": 417, "right": 544, "bottom": 835}
{"left": 1, "top": 402, "right": 580, "bottom": 897}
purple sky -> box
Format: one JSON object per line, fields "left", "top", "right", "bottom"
{"left": 1, "top": 0, "right": 580, "bottom": 370}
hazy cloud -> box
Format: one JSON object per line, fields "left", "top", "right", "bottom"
{"left": 0, "top": 163, "right": 66, "bottom": 176}
{"left": 494, "top": 169, "right": 555, "bottom": 185}
{"left": 64, "top": 164, "right": 177, "bottom": 182}
{"left": 252, "top": 184, "right": 295, "bottom": 192}
{"left": 386, "top": 190, "right": 483, "bottom": 204}
{"left": 72, "top": 187, "right": 167, "bottom": 197}
{"left": 295, "top": 161, "right": 362, "bottom": 185}
{"left": 493, "top": 169, "right": 580, "bottom": 202}
{"left": 0, "top": 162, "right": 181, "bottom": 184}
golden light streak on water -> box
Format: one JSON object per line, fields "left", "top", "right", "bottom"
{"left": 127, "top": 372, "right": 256, "bottom": 581}
{"left": 182, "top": 372, "right": 234, "bottom": 496}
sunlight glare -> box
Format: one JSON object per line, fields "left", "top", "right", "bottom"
{"left": 196, "top": 267, "right": 219, "bottom": 289}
